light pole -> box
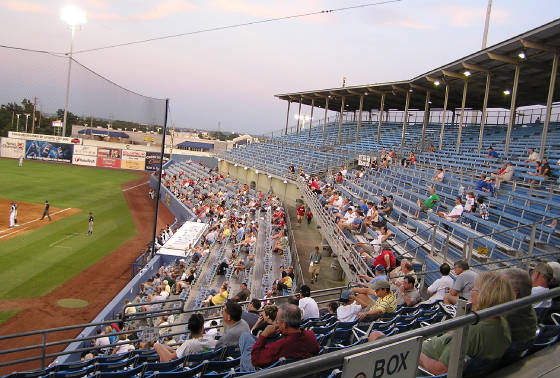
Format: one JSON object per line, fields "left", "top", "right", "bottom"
{"left": 16, "top": 114, "right": 20, "bottom": 131}
{"left": 61, "top": 5, "right": 86, "bottom": 137}
{"left": 25, "top": 114, "right": 30, "bottom": 132}
{"left": 295, "top": 114, "right": 310, "bottom": 132}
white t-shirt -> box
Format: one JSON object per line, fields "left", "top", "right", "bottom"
{"left": 446, "top": 204, "right": 464, "bottom": 221}
{"left": 113, "top": 339, "right": 135, "bottom": 355}
{"left": 337, "top": 302, "right": 363, "bottom": 322}
{"left": 176, "top": 336, "right": 217, "bottom": 358}
{"left": 528, "top": 151, "right": 539, "bottom": 161}
{"left": 465, "top": 197, "right": 475, "bottom": 212}
{"left": 299, "top": 297, "right": 320, "bottom": 320}
{"left": 426, "top": 275, "right": 454, "bottom": 302}
{"left": 531, "top": 286, "right": 552, "bottom": 309}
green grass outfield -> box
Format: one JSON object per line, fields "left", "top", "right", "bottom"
{"left": 0, "top": 158, "right": 142, "bottom": 300}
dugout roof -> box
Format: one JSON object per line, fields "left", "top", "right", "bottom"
{"left": 275, "top": 18, "right": 560, "bottom": 112}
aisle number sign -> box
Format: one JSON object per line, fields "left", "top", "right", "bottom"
{"left": 342, "top": 337, "right": 422, "bottom": 378}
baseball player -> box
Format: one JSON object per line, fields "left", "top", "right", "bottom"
{"left": 88, "top": 212, "right": 94, "bottom": 235}
{"left": 9, "top": 202, "right": 17, "bottom": 227}
{"left": 41, "top": 200, "right": 51, "bottom": 221}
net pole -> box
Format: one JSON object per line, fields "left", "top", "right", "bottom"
{"left": 151, "top": 98, "right": 170, "bottom": 258}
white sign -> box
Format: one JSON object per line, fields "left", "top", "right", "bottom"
{"left": 342, "top": 337, "right": 422, "bottom": 378}
{"left": 72, "top": 155, "right": 97, "bottom": 166}
{"left": 8, "top": 131, "right": 82, "bottom": 145}
{"left": 358, "top": 155, "right": 371, "bottom": 167}
{"left": 122, "top": 149, "right": 147, "bottom": 161}
{"left": 73, "top": 145, "right": 98, "bottom": 157}
{"left": 52, "top": 120, "right": 63, "bottom": 127}
{"left": 157, "top": 221, "right": 209, "bottom": 257}
{"left": 0, "top": 137, "right": 26, "bottom": 158}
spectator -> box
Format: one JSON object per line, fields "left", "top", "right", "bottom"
{"left": 487, "top": 146, "right": 499, "bottom": 158}
{"left": 155, "top": 314, "right": 216, "bottom": 362}
{"left": 477, "top": 196, "right": 489, "bottom": 220}
{"left": 540, "top": 157, "right": 552, "bottom": 179}
{"left": 205, "top": 320, "right": 219, "bottom": 339}
{"left": 232, "top": 282, "right": 251, "bottom": 302}
{"left": 204, "top": 282, "right": 228, "bottom": 307}
{"left": 524, "top": 148, "right": 539, "bottom": 163}
{"left": 357, "top": 264, "right": 388, "bottom": 287}
{"left": 531, "top": 262, "right": 554, "bottom": 309}
{"left": 242, "top": 298, "right": 262, "bottom": 329}
{"left": 390, "top": 259, "right": 416, "bottom": 288}
{"left": 238, "top": 304, "right": 320, "bottom": 371}
{"left": 356, "top": 226, "right": 392, "bottom": 262}
{"left": 93, "top": 328, "right": 110, "bottom": 354}
{"left": 419, "top": 271, "right": 514, "bottom": 376}
{"left": 444, "top": 260, "right": 477, "bottom": 305}
{"left": 296, "top": 204, "right": 305, "bottom": 224}
{"left": 298, "top": 285, "right": 320, "bottom": 320}
{"left": 251, "top": 304, "right": 278, "bottom": 336}
{"left": 112, "top": 333, "right": 135, "bottom": 355}
{"left": 306, "top": 207, "right": 313, "bottom": 224}
{"left": 437, "top": 197, "right": 464, "bottom": 222}
{"left": 464, "top": 192, "right": 476, "bottom": 213}
{"left": 491, "top": 162, "right": 514, "bottom": 189}
{"left": 356, "top": 280, "right": 397, "bottom": 320}
{"left": 396, "top": 275, "right": 421, "bottom": 307}
{"left": 432, "top": 168, "right": 445, "bottom": 183}
{"left": 378, "top": 195, "right": 394, "bottom": 217}
{"left": 425, "top": 263, "right": 454, "bottom": 303}
{"left": 475, "top": 175, "right": 495, "bottom": 195}
{"left": 501, "top": 268, "right": 537, "bottom": 363}
{"left": 414, "top": 186, "right": 440, "bottom": 218}
{"left": 309, "top": 246, "right": 322, "bottom": 284}
{"left": 337, "top": 290, "right": 363, "bottom": 322}
{"left": 216, "top": 301, "right": 251, "bottom": 348}
{"left": 276, "top": 271, "right": 293, "bottom": 293}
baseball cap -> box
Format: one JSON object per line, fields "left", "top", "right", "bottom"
{"left": 339, "top": 290, "right": 352, "bottom": 303}
{"left": 485, "top": 177, "right": 492, "bottom": 182}
{"left": 533, "top": 263, "right": 554, "bottom": 284}
{"left": 372, "top": 280, "right": 391, "bottom": 290}
{"left": 374, "top": 264, "right": 386, "bottom": 272}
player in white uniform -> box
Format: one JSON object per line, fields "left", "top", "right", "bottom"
{"left": 9, "top": 202, "right": 18, "bottom": 227}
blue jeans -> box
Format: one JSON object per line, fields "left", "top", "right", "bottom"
{"left": 239, "top": 332, "right": 256, "bottom": 372}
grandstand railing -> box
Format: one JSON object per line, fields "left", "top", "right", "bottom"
{"left": 251, "top": 287, "right": 560, "bottom": 378}
{"left": 284, "top": 205, "right": 305, "bottom": 287}
{"left": 463, "top": 215, "right": 560, "bottom": 264}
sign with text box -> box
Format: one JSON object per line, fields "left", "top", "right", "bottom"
{"left": 342, "top": 337, "right": 422, "bottom": 378}
{"left": 358, "top": 155, "right": 371, "bottom": 167}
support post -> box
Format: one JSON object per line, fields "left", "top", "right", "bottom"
{"left": 377, "top": 94, "right": 385, "bottom": 144}
{"left": 421, "top": 91, "right": 431, "bottom": 150}
{"left": 401, "top": 91, "right": 410, "bottom": 146}
{"left": 323, "top": 97, "right": 329, "bottom": 141}
{"left": 284, "top": 100, "right": 291, "bottom": 135}
{"left": 31, "top": 97, "right": 37, "bottom": 134}
{"left": 456, "top": 79, "right": 469, "bottom": 153}
{"left": 505, "top": 65, "right": 520, "bottom": 156}
{"left": 447, "top": 300, "right": 472, "bottom": 378}
{"left": 540, "top": 53, "right": 559, "bottom": 160}
{"left": 478, "top": 73, "right": 491, "bottom": 153}
{"left": 151, "top": 98, "right": 169, "bottom": 257}
{"left": 356, "top": 95, "right": 363, "bottom": 142}
{"left": 308, "top": 98, "right": 315, "bottom": 138}
{"left": 439, "top": 84, "right": 449, "bottom": 150}
{"left": 296, "top": 98, "right": 302, "bottom": 135}
{"left": 338, "top": 96, "right": 345, "bottom": 144}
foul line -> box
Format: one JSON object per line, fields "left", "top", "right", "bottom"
{"left": 0, "top": 208, "right": 71, "bottom": 239}
{"left": 49, "top": 234, "right": 74, "bottom": 248}
{"left": 122, "top": 181, "right": 149, "bottom": 192}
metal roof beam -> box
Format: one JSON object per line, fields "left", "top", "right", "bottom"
{"left": 391, "top": 85, "right": 408, "bottom": 93}
{"left": 487, "top": 52, "right": 519, "bottom": 65}
{"left": 442, "top": 70, "right": 466, "bottom": 79}
{"left": 462, "top": 62, "right": 491, "bottom": 73}
{"left": 410, "top": 83, "right": 431, "bottom": 92}
{"left": 521, "top": 39, "right": 560, "bottom": 53}
{"left": 366, "top": 87, "right": 387, "bottom": 95}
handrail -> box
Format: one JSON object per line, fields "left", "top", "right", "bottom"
{"left": 284, "top": 203, "right": 305, "bottom": 287}
{"left": 250, "top": 287, "right": 560, "bottom": 378}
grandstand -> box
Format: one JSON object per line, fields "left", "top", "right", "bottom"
{"left": 3, "top": 16, "right": 560, "bottom": 378}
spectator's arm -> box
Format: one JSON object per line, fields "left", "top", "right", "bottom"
{"left": 419, "top": 353, "right": 448, "bottom": 376}
{"left": 251, "top": 333, "right": 280, "bottom": 368}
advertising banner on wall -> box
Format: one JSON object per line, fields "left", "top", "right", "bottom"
{"left": 74, "top": 145, "right": 98, "bottom": 156}
{"left": 1, "top": 137, "right": 26, "bottom": 158}
{"left": 9, "top": 131, "right": 82, "bottom": 145}
{"left": 72, "top": 155, "right": 97, "bottom": 166}
{"left": 97, "top": 147, "right": 121, "bottom": 168}
{"left": 25, "top": 140, "right": 73, "bottom": 162}
{"left": 121, "top": 150, "right": 146, "bottom": 170}
{"left": 145, "top": 152, "right": 170, "bottom": 171}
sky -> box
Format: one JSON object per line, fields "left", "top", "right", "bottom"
{"left": 1, "top": 0, "right": 559, "bottom": 134}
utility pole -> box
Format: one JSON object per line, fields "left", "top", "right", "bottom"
{"left": 481, "top": 0, "right": 492, "bottom": 49}
{"left": 38, "top": 104, "right": 42, "bottom": 131}
{"left": 31, "top": 97, "right": 37, "bottom": 133}
{"left": 11, "top": 111, "right": 14, "bottom": 130}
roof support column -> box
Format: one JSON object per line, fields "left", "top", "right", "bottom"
{"left": 356, "top": 95, "right": 364, "bottom": 143}
{"left": 439, "top": 84, "right": 449, "bottom": 150}
{"left": 308, "top": 98, "right": 315, "bottom": 138}
{"left": 296, "top": 98, "right": 302, "bottom": 135}
{"left": 377, "top": 94, "right": 385, "bottom": 144}
{"left": 505, "top": 65, "right": 520, "bottom": 156}
{"left": 456, "top": 79, "right": 469, "bottom": 153}
{"left": 477, "top": 73, "right": 491, "bottom": 153}
{"left": 338, "top": 96, "right": 345, "bottom": 144}
{"left": 323, "top": 97, "right": 329, "bottom": 141}
{"left": 284, "top": 100, "right": 291, "bottom": 135}
{"left": 401, "top": 91, "right": 410, "bottom": 146}
{"left": 420, "top": 91, "right": 431, "bottom": 151}
{"left": 540, "top": 53, "right": 558, "bottom": 160}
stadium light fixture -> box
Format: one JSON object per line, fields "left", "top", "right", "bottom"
{"left": 364, "top": 92, "right": 368, "bottom": 96}
{"left": 504, "top": 89, "right": 511, "bottom": 95}
{"left": 463, "top": 71, "right": 471, "bottom": 77}
{"left": 61, "top": 5, "right": 86, "bottom": 137}
{"left": 244, "top": 167, "right": 248, "bottom": 170}
{"left": 518, "top": 51, "right": 526, "bottom": 59}
{"left": 268, "top": 175, "right": 272, "bottom": 178}
{"left": 434, "top": 81, "right": 440, "bottom": 86}
{"left": 428, "top": 101, "right": 432, "bottom": 104}
{"left": 234, "top": 163, "right": 238, "bottom": 167}
{"left": 255, "top": 170, "right": 259, "bottom": 174}
{"left": 283, "top": 180, "right": 288, "bottom": 184}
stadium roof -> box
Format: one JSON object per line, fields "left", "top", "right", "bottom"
{"left": 275, "top": 18, "right": 560, "bottom": 112}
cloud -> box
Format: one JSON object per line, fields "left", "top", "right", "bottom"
{"left": 439, "top": 4, "right": 510, "bottom": 27}
{"left": 134, "top": 0, "right": 196, "bottom": 21}
{"left": 210, "top": 0, "right": 328, "bottom": 23}
{"left": 0, "top": 1, "right": 54, "bottom": 15}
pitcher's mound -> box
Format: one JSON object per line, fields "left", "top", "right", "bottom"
{"left": 0, "top": 199, "right": 80, "bottom": 242}
{"left": 57, "top": 299, "right": 89, "bottom": 308}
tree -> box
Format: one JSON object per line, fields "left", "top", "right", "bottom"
{"left": 56, "top": 109, "right": 79, "bottom": 136}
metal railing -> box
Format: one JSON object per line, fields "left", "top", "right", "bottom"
{"left": 284, "top": 204, "right": 305, "bottom": 288}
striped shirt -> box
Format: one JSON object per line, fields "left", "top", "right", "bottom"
{"left": 373, "top": 292, "right": 397, "bottom": 314}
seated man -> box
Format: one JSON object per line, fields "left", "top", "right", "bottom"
{"left": 356, "top": 280, "right": 397, "bottom": 321}
{"left": 234, "top": 254, "right": 255, "bottom": 277}
{"left": 475, "top": 175, "right": 495, "bottom": 195}
{"left": 216, "top": 301, "right": 251, "bottom": 348}
{"left": 272, "top": 235, "right": 289, "bottom": 255}
{"left": 444, "top": 260, "right": 477, "bottom": 305}
{"left": 487, "top": 146, "right": 499, "bottom": 158}
{"left": 425, "top": 263, "right": 454, "bottom": 303}
{"left": 154, "top": 313, "right": 216, "bottom": 362}
{"left": 231, "top": 282, "right": 251, "bottom": 302}
{"left": 491, "top": 162, "right": 514, "bottom": 189}
{"left": 238, "top": 304, "right": 320, "bottom": 372}
{"left": 396, "top": 275, "right": 421, "bottom": 307}
{"left": 437, "top": 197, "right": 464, "bottom": 222}
{"left": 356, "top": 226, "right": 392, "bottom": 262}
{"left": 337, "top": 290, "right": 363, "bottom": 322}
{"left": 204, "top": 282, "right": 228, "bottom": 307}
{"left": 414, "top": 187, "right": 439, "bottom": 218}
{"left": 432, "top": 168, "right": 444, "bottom": 183}
{"left": 531, "top": 262, "right": 554, "bottom": 309}
{"left": 524, "top": 148, "right": 540, "bottom": 163}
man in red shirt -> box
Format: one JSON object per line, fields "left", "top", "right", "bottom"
{"left": 297, "top": 205, "right": 305, "bottom": 224}
{"left": 238, "top": 304, "right": 320, "bottom": 371}
{"left": 373, "top": 249, "right": 396, "bottom": 270}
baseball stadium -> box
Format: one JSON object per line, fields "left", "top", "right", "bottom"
{"left": 1, "top": 2, "right": 560, "bottom": 378}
